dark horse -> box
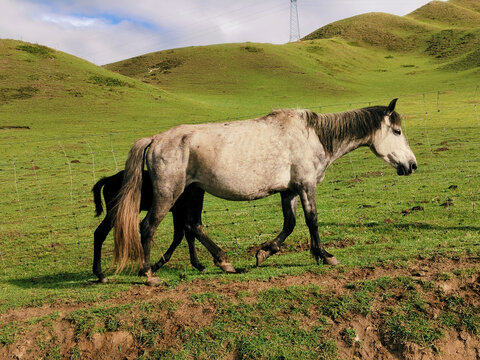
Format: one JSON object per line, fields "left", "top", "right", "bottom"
{"left": 92, "top": 170, "right": 233, "bottom": 283}
{"left": 114, "top": 99, "right": 417, "bottom": 285}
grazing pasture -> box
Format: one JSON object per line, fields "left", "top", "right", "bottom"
{"left": 1, "top": 3, "right": 480, "bottom": 355}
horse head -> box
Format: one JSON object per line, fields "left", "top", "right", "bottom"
{"left": 370, "top": 99, "right": 417, "bottom": 176}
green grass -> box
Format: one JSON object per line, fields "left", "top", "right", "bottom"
{"left": 178, "top": 287, "right": 337, "bottom": 360}
{"left": 408, "top": 0, "right": 480, "bottom": 28}
{"left": 0, "top": 1, "right": 480, "bottom": 356}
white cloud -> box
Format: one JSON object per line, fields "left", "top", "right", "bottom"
{"left": 0, "top": 0, "right": 436, "bottom": 65}
{"left": 40, "top": 14, "right": 106, "bottom": 28}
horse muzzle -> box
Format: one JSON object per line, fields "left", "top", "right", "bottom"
{"left": 396, "top": 161, "right": 417, "bottom": 176}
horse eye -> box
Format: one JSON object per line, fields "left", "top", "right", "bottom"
{"left": 393, "top": 129, "right": 401, "bottom": 136}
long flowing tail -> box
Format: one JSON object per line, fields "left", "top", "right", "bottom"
{"left": 113, "top": 137, "right": 153, "bottom": 273}
{"left": 92, "top": 176, "right": 110, "bottom": 217}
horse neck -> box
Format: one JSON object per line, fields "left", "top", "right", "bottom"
{"left": 314, "top": 111, "right": 374, "bottom": 165}
{"left": 326, "top": 137, "right": 368, "bottom": 165}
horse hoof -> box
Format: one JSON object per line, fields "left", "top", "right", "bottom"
{"left": 219, "top": 261, "right": 236, "bottom": 273}
{"left": 256, "top": 250, "right": 269, "bottom": 266}
{"left": 145, "top": 269, "right": 161, "bottom": 287}
{"left": 195, "top": 264, "right": 206, "bottom": 272}
{"left": 146, "top": 276, "right": 161, "bottom": 287}
{"left": 324, "top": 256, "right": 340, "bottom": 266}
{"left": 97, "top": 277, "right": 108, "bottom": 284}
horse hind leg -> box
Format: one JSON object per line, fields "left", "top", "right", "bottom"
{"left": 177, "top": 190, "right": 205, "bottom": 271}
{"left": 186, "top": 229, "right": 205, "bottom": 272}
{"left": 140, "top": 198, "right": 176, "bottom": 286}
{"left": 151, "top": 205, "right": 186, "bottom": 272}
{"left": 256, "top": 190, "right": 297, "bottom": 266}
{"left": 299, "top": 186, "right": 339, "bottom": 266}
{"left": 93, "top": 216, "right": 113, "bottom": 283}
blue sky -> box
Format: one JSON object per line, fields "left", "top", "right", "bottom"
{"left": 1, "top": 0, "right": 438, "bottom": 65}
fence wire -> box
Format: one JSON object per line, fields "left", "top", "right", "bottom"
{"left": 0, "top": 87, "right": 479, "bottom": 277}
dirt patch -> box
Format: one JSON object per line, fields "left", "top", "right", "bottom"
{"left": 401, "top": 205, "right": 424, "bottom": 216}
{"left": 148, "top": 58, "right": 183, "bottom": 74}
{"left": 1, "top": 256, "right": 479, "bottom": 359}
{"left": 0, "top": 126, "right": 30, "bottom": 130}
{"left": 0, "top": 86, "right": 39, "bottom": 102}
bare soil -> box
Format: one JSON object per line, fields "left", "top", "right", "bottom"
{"left": 1, "top": 256, "right": 479, "bottom": 359}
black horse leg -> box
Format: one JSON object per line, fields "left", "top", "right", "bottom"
{"left": 185, "top": 187, "right": 236, "bottom": 273}
{"left": 140, "top": 199, "right": 173, "bottom": 286}
{"left": 150, "top": 190, "right": 205, "bottom": 272}
{"left": 93, "top": 216, "right": 113, "bottom": 283}
{"left": 185, "top": 229, "right": 205, "bottom": 271}
{"left": 256, "top": 190, "right": 297, "bottom": 266}
{"left": 299, "top": 186, "right": 339, "bottom": 266}
{"left": 150, "top": 207, "right": 185, "bottom": 272}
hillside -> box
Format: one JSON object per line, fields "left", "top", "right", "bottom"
{"left": 0, "top": 39, "right": 216, "bottom": 143}
{"left": 408, "top": 0, "right": 480, "bottom": 27}
{"left": 450, "top": 0, "right": 480, "bottom": 12}
{"left": 105, "top": 0, "right": 480, "bottom": 110}
{"left": 302, "top": 12, "right": 435, "bottom": 51}
{"left": 104, "top": 42, "right": 361, "bottom": 104}
{"left": 302, "top": 0, "right": 480, "bottom": 71}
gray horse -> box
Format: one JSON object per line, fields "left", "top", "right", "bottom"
{"left": 114, "top": 99, "right": 417, "bottom": 285}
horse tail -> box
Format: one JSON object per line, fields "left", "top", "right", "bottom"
{"left": 92, "top": 176, "right": 110, "bottom": 217}
{"left": 114, "top": 136, "right": 153, "bottom": 273}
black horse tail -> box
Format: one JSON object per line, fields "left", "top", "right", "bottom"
{"left": 92, "top": 176, "right": 110, "bottom": 217}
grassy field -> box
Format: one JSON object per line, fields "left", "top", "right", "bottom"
{"left": 1, "top": 0, "right": 480, "bottom": 358}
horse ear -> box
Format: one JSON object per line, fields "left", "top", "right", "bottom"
{"left": 386, "top": 98, "right": 398, "bottom": 116}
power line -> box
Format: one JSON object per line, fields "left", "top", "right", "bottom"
{"left": 81, "top": 2, "right": 290, "bottom": 64}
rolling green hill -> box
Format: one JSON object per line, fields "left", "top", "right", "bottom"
{"left": 408, "top": 0, "right": 480, "bottom": 27}
{"left": 103, "top": 0, "right": 479, "bottom": 112}
{"left": 2, "top": 0, "right": 479, "bottom": 145}
{"left": 302, "top": 12, "right": 435, "bottom": 51}
{"left": 0, "top": 39, "right": 221, "bottom": 145}
{"left": 301, "top": 0, "right": 480, "bottom": 72}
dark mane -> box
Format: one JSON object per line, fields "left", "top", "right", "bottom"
{"left": 305, "top": 106, "right": 401, "bottom": 154}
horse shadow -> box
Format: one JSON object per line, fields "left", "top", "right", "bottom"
{"left": 318, "top": 221, "right": 480, "bottom": 232}
{"left": 7, "top": 221, "right": 478, "bottom": 290}
{"left": 6, "top": 271, "right": 146, "bottom": 290}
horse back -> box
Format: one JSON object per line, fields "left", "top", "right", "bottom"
{"left": 148, "top": 116, "right": 321, "bottom": 200}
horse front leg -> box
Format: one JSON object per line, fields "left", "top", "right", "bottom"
{"left": 299, "top": 186, "right": 339, "bottom": 266}
{"left": 186, "top": 186, "right": 235, "bottom": 273}
{"left": 256, "top": 190, "right": 297, "bottom": 266}
{"left": 192, "top": 224, "right": 235, "bottom": 273}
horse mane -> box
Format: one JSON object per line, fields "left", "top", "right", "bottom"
{"left": 262, "top": 106, "right": 401, "bottom": 154}
{"left": 264, "top": 108, "right": 319, "bottom": 125}
{"left": 303, "top": 106, "right": 402, "bottom": 154}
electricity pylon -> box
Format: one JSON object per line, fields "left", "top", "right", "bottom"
{"left": 289, "top": 0, "right": 300, "bottom": 42}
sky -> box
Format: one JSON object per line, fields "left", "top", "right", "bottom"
{"left": 0, "top": 0, "right": 440, "bottom": 65}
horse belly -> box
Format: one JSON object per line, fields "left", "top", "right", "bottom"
{"left": 198, "top": 170, "right": 290, "bottom": 201}
{"left": 188, "top": 141, "right": 291, "bottom": 200}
